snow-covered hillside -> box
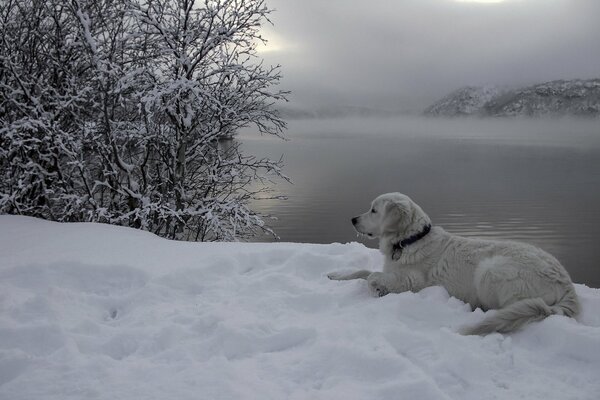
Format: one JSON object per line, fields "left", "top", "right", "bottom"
{"left": 424, "top": 86, "right": 503, "bottom": 116}
{"left": 425, "top": 79, "right": 600, "bottom": 117}
{"left": 1, "top": 216, "right": 599, "bottom": 400}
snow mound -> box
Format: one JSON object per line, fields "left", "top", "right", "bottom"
{"left": 1, "top": 216, "right": 599, "bottom": 400}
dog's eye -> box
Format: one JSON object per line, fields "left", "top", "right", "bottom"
{"left": 371, "top": 208, "right": 376, "bottom": 213}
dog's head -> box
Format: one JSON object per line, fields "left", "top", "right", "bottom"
{"left": 351, "top": 193, "right": 431, "bottom": 240}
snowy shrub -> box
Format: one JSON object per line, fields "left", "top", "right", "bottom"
{"left": 0, "top": 0, "right": 288, "bottom": 240}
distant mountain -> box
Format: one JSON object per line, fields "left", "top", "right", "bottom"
{"left": 424, "top": 86, "right": 504, "bottom": 116}
{"left": 425, "top": 79, "right": 600, "bottom": 117}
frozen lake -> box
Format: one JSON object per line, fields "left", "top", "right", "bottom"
{"left": 240, "top": 117, "right": 600, "bottom": 287}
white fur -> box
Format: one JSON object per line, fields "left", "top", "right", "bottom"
{"left": 328, "top": 193, "right": 580, "bottom": 335}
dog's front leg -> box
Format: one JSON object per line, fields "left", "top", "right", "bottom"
{"left": 367, "top": 270, "right": 426, "bottom": 297}
{"left": 366, "top": 272, "right": 392, "bottom": 297}
{"left": 327, "top": 270, "right": 372, "bottom": 281}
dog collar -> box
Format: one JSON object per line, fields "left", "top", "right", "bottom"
{"left": 392, "top": 224, "right": 432, "bottom": 258}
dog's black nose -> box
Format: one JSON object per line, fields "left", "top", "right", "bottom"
{"left": 351, "top": 217, "right": 358, "bottom": 225}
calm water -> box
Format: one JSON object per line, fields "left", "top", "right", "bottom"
{"left": 240, "top": 117, "right": 600, "bottom": 287}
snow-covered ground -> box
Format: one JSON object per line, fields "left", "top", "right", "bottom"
{"left": 1, "top": 216, "right": 599, "bottom": 400}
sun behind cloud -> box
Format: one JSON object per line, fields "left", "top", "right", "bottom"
{"left": 454, "top": 0, "right": 508, "bottom": 3}
{"left": 256, "top": 30, "right": 287, "bottom": 54}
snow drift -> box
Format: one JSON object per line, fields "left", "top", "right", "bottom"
{"left": 1, "top": 216, "right": 599, "bottom": 400}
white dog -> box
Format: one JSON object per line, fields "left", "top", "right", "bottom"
{"left": 328, "top": 193, "right": 580, "bottom": 335}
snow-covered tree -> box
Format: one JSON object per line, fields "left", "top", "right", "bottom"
{"left": 0, "top": 0, "right": 91, "bottom": 221}
{"left": 0, "top": 0, "right": 288, "bottom": 240}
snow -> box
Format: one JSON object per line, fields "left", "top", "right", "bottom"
{"left": 1, "top": 216, "right": 599, "bottom": 400}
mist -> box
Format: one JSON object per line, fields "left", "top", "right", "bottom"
{"left": 260, "top": 0, "right": 600, "bottom": 113}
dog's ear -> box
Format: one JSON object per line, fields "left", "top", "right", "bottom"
{"left": 385, "top": 200, "right": 408, "bottom": 216}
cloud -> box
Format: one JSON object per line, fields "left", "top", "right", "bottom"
{"left": 259, "top": 0, "right": 600, "bottom": 112}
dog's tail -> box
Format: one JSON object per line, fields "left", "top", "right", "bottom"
{"left": 460, "top": 287, "right": 580, "bottom": 336}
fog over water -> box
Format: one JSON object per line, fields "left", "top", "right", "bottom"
{"left": 241, "top": 117, "right": 600, "bottom": 287}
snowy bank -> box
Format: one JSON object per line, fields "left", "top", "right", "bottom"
{"left": 1, "top": 216, "right": 599, "bottom": 400}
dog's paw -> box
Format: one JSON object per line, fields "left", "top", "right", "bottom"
{"left": 371, "top": 284, "right": 389, "bottom": 297}
{"left": 327, "top": 271, "right": 345, "bottom": 280}
{"left": 367, "top": 272, "right": 389, "bottom": 297}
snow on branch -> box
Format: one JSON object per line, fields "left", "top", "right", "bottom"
{"left": 0, "top": 0, "right": 288, "bottom": 241}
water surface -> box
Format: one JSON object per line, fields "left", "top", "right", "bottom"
{"left": 240, "top": 117, "right": 600, "bottom": 287}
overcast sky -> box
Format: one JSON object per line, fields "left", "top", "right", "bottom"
{"left": 257, "top": 0, "right": 600, "bottom": 112}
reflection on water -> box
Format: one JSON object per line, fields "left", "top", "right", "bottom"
{"left": 240, "top": 117, "right": 600, "bottom": 287}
